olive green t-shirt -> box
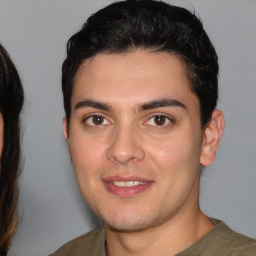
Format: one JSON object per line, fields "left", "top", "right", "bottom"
{"left": 49, "top": 219, "right": 256, "bottom": 256}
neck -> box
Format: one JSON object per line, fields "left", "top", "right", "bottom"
{"left": 105, "top": 210, "right": 213, "bottom": 256}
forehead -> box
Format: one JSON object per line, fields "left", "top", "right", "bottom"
{"left": 72, "top": 50, "right": 198, "bottom": 110}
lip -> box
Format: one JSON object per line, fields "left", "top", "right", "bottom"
{"left": 102, "top": 175, "right": 153, "bottom": 197}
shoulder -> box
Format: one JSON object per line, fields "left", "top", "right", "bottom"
{"left": 204, "top": 219, "right": 256, "bottom": 255}
{"left": 178, "top": 219, "right": 256, "bottom": 256}
{"left": 242, "top": 243, "right": 256, "bottom": 255}
{"left": 221, "top": 227, "right": 256, "bottom": 255}
{"left": 48, "top": 227, "right": 105, "bottom": 256}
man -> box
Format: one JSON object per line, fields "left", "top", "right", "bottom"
{"left": 50, "top": 1, "right": 256, "bottom": 255}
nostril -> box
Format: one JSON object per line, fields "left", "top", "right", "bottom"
{"left": 106, "top": 139, "right": 145, "bottom": 164}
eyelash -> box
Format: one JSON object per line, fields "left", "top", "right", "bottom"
{"left": 82, "top": 114, "right": 174, "bottom": 128}
{"left": 144, "top": 114, "right": 173, "bottom": 127}
{"left": 83, "top": 114, "right": 112, "bottom": 127}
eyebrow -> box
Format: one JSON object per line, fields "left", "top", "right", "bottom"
{"left": 75, "top": 99, "right": 111, "bottom": 111}
{"left": 74, "top": 98, "right": 186, "bottom": 112}
{"left": 139, "top": 98, "right": 186, "bottom": 111}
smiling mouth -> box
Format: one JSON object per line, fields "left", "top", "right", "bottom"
{"left": 113, "top": 181, "right": 147, "bottom": 187}
{"left": 103, "top": 177, "right": 153, "bottom": 197}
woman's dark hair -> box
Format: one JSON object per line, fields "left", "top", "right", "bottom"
{"left": 62, "top": 0, "right": 218, "bottom": 128}
{"left": 0, "top": 43, "right": 24, "bottom": 255}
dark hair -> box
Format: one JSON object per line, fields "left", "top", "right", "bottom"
{"left": 0, "top": 43, "right": 24, "bottom": 255}
{"left": 62, "top": 0, "right": 218, "bottom": 127}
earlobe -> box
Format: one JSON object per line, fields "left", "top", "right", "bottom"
{"left": 62, "top": 117, "right": 68, "bottom": 139}
{"left": 200, "top": 110, "right": 225, "bottom": 166}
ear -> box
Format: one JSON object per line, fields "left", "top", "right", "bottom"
{"left": 200, "top": 109, "right": 225, "bottom": 166}
{"left": 62, "top": 117, "right": 68, "bottom": 139}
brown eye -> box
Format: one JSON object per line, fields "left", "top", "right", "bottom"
{"left": 85, "top": 115, "right": 111, "bottom": 127}
{"left": 154, "top": 115, "right": 167, "bottom": 126}
{"left": 92, "top": 115, "right": 104, "bottom": 125}
{"left": 144, "top": 115, "right": 172, "bottom": 127}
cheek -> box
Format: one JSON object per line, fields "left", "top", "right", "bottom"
{"left": 146, "top": 131, "right": 202, "bottom": 173}
{"left": 146, "top": 137, "right": 188, "bottom": 166}
{"left": 68, "top": 134, "right": 107, "bottom": 177}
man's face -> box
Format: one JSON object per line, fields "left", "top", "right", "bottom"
{"left": 64, "top": 51, "right": 205, "bottom": 232}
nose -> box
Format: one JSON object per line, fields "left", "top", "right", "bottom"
{"left": 106, "top": 124, "right": 145, "bottom": 165}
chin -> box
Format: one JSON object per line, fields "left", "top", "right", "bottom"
{"left": 102, "top": 211, "right": 158, "bottom": 232}
{"left": 106, "top": 220, "right": 150, "bottom": 233}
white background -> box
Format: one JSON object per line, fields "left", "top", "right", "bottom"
{"left": 0, "top": 0, "right": 255, "bottom": 255}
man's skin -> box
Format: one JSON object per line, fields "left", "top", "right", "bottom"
{"left": 63, "top": 50, "right": 225, "bottom": 256}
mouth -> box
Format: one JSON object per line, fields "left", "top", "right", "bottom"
{"left": 112, "top": 180, "right": 147, "bottom": 187}
{"left": 102, "top": 176, "right": 153, "bottom": 197}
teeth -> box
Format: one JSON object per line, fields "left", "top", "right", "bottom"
{"left": 113, "top": 181, "right": 146, "bottom": 187}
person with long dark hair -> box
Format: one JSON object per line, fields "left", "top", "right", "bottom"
{"left": 0, "top": 43, "right": 24, "bottom": 256}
